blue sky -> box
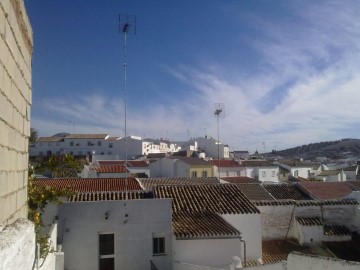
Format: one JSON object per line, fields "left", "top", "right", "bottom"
{"left": 25, "top": 1, "right": 360, "bottom": 153}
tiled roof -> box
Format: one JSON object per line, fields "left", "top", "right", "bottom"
{"left": 240, "top": 160, "right": 274, "bottom": 167}
{"left": 323, "top": 225, "right": 351, "bottom": 236}
{"left": 254, "top": 199, "right": 358, "bottom": 207}
{"left": 236, "top": 184, "right": 275, "bottom": 201}
{"left": 263, "top": 184, "right": 312, "bottom": 200}
{"left": 66, "top": 134, "right": 109, "bottom": 139}
{"left": 32, "top": 178, "right": 142, "bottom": 192}
{"left": 208, "top": 159, "right": 241, "bottom": 168}
{"left": 318, "top": 170, "right": 341, "bottom": 176}
{"left": 97, "top": 160, "right": 149, "bottom": 167}
{"left": 221, "top": 177, "right": 260, "bottom": 184}
{"left": 343, "top": 165, "right": 358, "bottom": 171}
{"left": 278, "top": 160, "right": 312, "bottom": 168}
{"left": 173, "top": 211, "right": 240, "bottom": 239}
{"left": 69, "top": 191, "right": 152, "bottom": 201}
{"left": 346, "top": 181, "right": 360, "bottom": 191}
{"left": 95, "top": 165, "right": 128, "bottom": 173}
{"left": 154, "top": 185, "right": 260, "bottom": 214}
{"left": 106, "top": 136, "right": 120, "bottom": 141}
{"left": 298, "top": 182, "right": 355, "bottom": 200}
{"left": 296, "top": 217, "right": 323, "bottom": 226}
{"left": 36, "top": 137, "right": 64, "bottom": 142}
{"left": 262, "top": 240, "right": 319, "bottom": 264}
{"left": 323, "top": 241, "right": 360, "bottom": 262}
{"left": 137, "top": 177, "right": 219, "bottom": 191}
{"left": 170, "top": 157, "right": 211, "bottom": 166}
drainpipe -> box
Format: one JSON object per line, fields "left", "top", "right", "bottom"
{"left": 239, "top": 237, "right": 246, "bottom": 266}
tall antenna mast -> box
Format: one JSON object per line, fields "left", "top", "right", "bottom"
{"left": 119, "top": 14, "right": 136, "bottom": 213}
{"left": 214, "top": 103, "right": 225, "bottom": 180}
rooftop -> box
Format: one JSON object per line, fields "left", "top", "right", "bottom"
{"left": 95, "top": 165, "right": 128, "bottom": 173}
{"left": 36, "top": 137, "right": 64, "bottom": 142}
{"left": 153, "top": 184, "right": 260, "bottom": 214}
{"left": 97, "top": 160, "right": 149, "bottom": 167}
{"left": 208, "top": 159, "right": 242, "bottom": 168}
{"left": 318, "top": 170, "right": 341, "bottom": 176}
{"left": 137, "top": 177, "right": 219, "bottom": 191}
{"left": 32, "top": 178, "right": 143, "bottom": 192}
{"left": 66, "top": 134, "right": 109, "bottom": 139}
{"left": 173, "top": 211, "right": 240, "bottom": 239}
{"left": 170, "top": 156, "right": 211, "bottom": 166}
{"left": 298, "top": 182, "right": 356, "bottom": 200}
{"left": 221, "top": 177, "right": 260, "bottom": 184}
{"left": 69, "top": 191, "right": 152, "bottom": 201}
{"left": 263, "top": 184, "right": 312, "bottom": 200}
{"left": 236, "top": 184, "right": 275, "bottom": 201}
{"left": 240, "top": 160, "right": 274, "bottom": 167}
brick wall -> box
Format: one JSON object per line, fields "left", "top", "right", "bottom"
{"left": 0, "top": 0, "right": 33, "bottom": 228}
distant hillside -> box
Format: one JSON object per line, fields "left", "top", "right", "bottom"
{"left": 273, "top": 138, "right": 360, "bottom": 160}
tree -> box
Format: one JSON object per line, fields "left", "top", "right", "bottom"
{"left": 30, "top": 127, "right": 38, "bottom": 143}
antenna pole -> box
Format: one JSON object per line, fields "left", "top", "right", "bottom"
{"left": 123, "top": 27, "right": 128, "bottom": 198}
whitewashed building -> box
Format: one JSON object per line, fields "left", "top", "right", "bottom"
{"left": 240, "top": 160, "right": 280, "bottom": 182}
{"left": 181, "top": 136, "right": 230, "bottom": 159}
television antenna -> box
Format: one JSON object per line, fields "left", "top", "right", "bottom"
{"left": 119, "top": 14, "right": 136, "bottom": 216}
{"left": 214, "top": 103, "right": 225, "bottom": 179}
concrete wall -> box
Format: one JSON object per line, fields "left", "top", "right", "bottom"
{"left": 173, "top": 237, "right": 241, "bottom": 268}
{"left": 221, "top": 214, "right": 262, "bottom": 260}
{"left": 58, "top": 199, "right": 173, "bottom": 270}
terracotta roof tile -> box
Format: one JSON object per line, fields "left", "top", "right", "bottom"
{"left": 240, "top": 160, "right": 274, "bottom": 167}
{"left": 346, "top": 181, "right": 360, "bottom": 191}
{"left": 296, "top": 217, "right": 323, "bottom": 226}
{"left": 173, "top": 211, "right": 240, "bottom": 239}
{"left": 137, "top": 177, "right": 219, "bottom": 191}
{"left": 154, "top": 185, "right": 260, "bottom": 214}
{"left": 208, "top": 159, "right": 242, "bottom": 168}
{"left": 263, "top": 184, "right": 312, "bottom": 200}
{"left": 95, "top": 165, "right": 128, "bottom": 173}
{"left": 32, "top": 178, "right": 142, "bottom": 192}
{"left": 278, "top": 160, "right": 312, "bottom": 168}
{"left": 36, "top": 137, "right": 64, "bottom": 142}
{"left": 236, "top": 184, "right": 275, "bottom": 201}
{"left": 69, "top": 191, "right": 152, "bottom": 201}
{"left": 66, "top": 134, "right": 109, "bottom": 139}
{"left": 97, "top": 160, "right": 149, "bottom": 167}
{"left": 221, "top": 177, "right": 260, "bottom": 184}
{"left": 323, "top": 241, "right": 360, "bottom": 262}
{"left": 298, "top": 182, "right": 355, "bottom": 200}
{"left": 323, "top": 225, "right": 351, "bottom": 236}
{"left": 318, "top": 170, "right": 341, "bottom": 176}
{"left": 169, "top": 157, "right": 211, "bottom": 166}
{"left": 254, "top": 199, "right": 358, "bottom": 207}
{"left": 262, "top": 240, "right": 322, "bottom": 264}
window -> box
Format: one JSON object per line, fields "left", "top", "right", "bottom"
{"left": 294, "top": 170, "right": 299, "bottom": 177}
{"left": 191, "top": 171, "right": 197, "bottom": 178}
{"left": 272, "top": 171, "right": 276, "bottom": 177}
{"left": 262, "top": 171, "right": 266, "bottom": 177}
{"left": 99, "top": 233, "right": 114, "bottom": 270}
{"left": 70, "top": 141, "right": 74, "bottom": 146}
{"left": 98, "top": 141, "right": 102, "bottom": 146}
{"left": 87, "top": 141, "right": 91, "bottom": 146}
{"left": 202, "top": 171, "right": 207, "bottom": 177}
{"left": 109, "top": 143, "right": 113, "bottom": 148}
{"left": 153, "top": 237, "right": 165, "bottom": 255}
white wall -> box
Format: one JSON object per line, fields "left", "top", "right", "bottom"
{"left": 174, "top": 237, "right": 241, "bottom": 268}
{"left": 221, "top": 214, "right": 262, "bottom": 261}
{"left": 287, "top": 252, "right": 360, "bottom": 270}
{"left": 149, "top": 158, "right": 175, "bottom": 177}
{"left": 58, "top": 199, "right": 173, "bottom": 270}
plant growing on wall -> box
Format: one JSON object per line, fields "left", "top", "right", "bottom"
{"left": 28, "top": 163, "right": 74, "bottom": 259}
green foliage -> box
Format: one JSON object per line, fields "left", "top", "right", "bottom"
{"left": 30, "top": 128, "right": 39, "bottom": 143}
{"left": 28, "top": 166, "right": 74, "bottom": 259}
{"left": 36, "top": 153, "right": 82, "bottom": 178}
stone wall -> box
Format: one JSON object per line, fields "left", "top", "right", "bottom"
{"left": 0, "top": 0, "right": 33, "bottom": 228}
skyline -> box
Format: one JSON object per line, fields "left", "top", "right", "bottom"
{"left": 25, "top": 1, "right": 360, "bottom": 153}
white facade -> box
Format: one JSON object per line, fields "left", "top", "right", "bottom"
{"left": 277, "top": 163, "right": 312, "bottom": 179}
{"left": 149, "top": 157, "right": 176, "bottom": 177}
{"left": 243, "top": 166, "right": 280, "bottom": 183}
{"left": 56, "top": 199, "right": 173, "bottom": 270}
{"left": 184, "top": 137, "right": 230, "bottom": 159}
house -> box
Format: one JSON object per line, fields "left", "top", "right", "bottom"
{"left": 315, "top": 170, "right": 346, "bottom": 182}
{"left": 81, "top": 164, "right": 130, "bottom": 178}
{"left": 276, "top": 159, "right": 313, "bottom": 180}
{"left": 208, "top": 159, "right": 245, "bottom": 178}
{"left": 343, "top": 165, "right": 359, "bottom": 181}
{"left": 153, "top": 184, "right": 262, "bottom": 268}
{"left": 240, "top": 160, "right": 280, "bottom": 182}
{"left": 149, "top": 156, "right": 213, "bottom": 178}
{"left": 137, "top": 177, "right": 219, "bottom": 191}
{"left": 232, "top": 150, "right": 250, "bottom": 160}
{"left": 182, "top": 136, "right": 230, "bottom": 159}
{"left": 296, "top": 182, "right": 359, "bottom": 200}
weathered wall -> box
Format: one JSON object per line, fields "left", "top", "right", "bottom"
{"left": 0, "top": 0, "right": 33, "bottom": 227}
